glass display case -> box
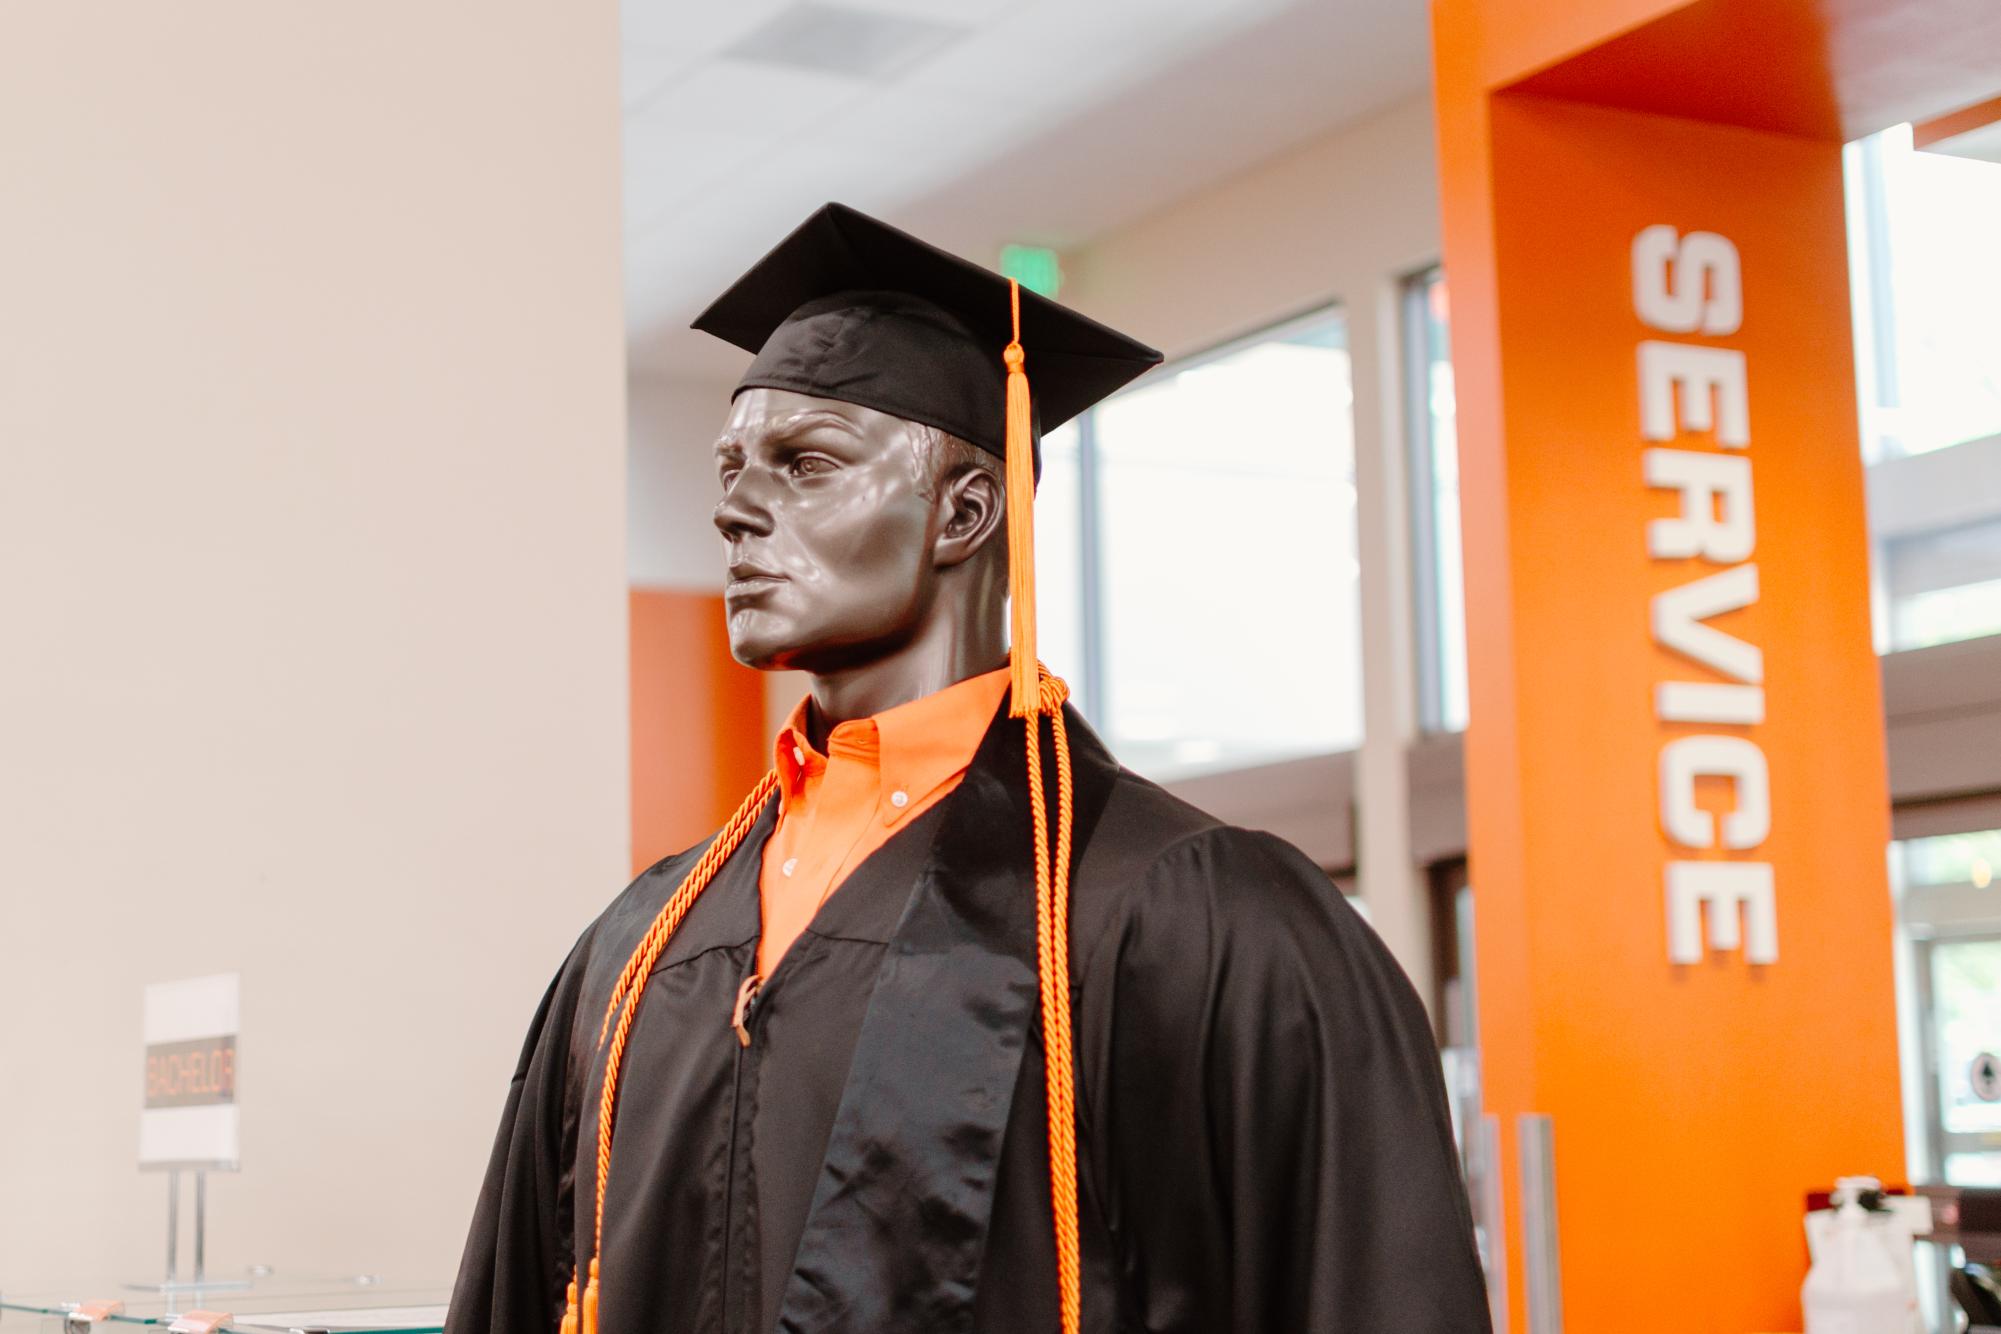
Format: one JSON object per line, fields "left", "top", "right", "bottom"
{"left": 0, "top": 1278, "right": 445, "bottom": 1334}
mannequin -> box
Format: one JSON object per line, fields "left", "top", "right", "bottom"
{"left": 447, "top": 203, "right": 1492, "bottom": 1334}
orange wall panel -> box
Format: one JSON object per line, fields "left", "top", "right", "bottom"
{"left": 629, "top": 587, "right": 769, "bottom": 875}
{"left": 1435, "top": 3, "right": 1906, "bottom": 1321}
{"left": 1487, "top": 98, "right": 1899, "bottom": 1331}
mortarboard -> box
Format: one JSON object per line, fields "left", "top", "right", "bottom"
{"left": 562, "top": 205, "right": 1156, "bottom": 1334}
{"left": 690, "top": 201, "right": 1161, "bottom": 470}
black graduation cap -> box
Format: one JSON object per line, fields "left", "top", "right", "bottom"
{"left": 690, "top": 202, "right": 1162, "bottom": 464}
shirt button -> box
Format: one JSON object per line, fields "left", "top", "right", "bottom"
{"left": 782, "top": 858, "right": 797, "bottom": 877}
{"left": 792, "top": 746, "right": 804, "bottom": 765}
{"left": 890, "top": 789, "right": 909, "bottom": 809}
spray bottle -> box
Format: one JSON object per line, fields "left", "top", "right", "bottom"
{"left": 1802, "top": 1175, "right": 1920, "bottom": 1334}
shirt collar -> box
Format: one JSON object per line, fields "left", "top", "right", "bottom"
{"left": 772, "top": 666, "right": 1012, "bottom": 826}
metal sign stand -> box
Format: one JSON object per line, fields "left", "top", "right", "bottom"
{"left": 128, "top": 1166, "right": 249, "bottom": 1297}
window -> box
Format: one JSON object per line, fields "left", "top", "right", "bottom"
{"left": 1894, "top": 828, "right": 2001, "bottom": 1187}
{"left": 1403, "top": 268, "right": 1468, "bottom": 732}
{"left": 1031, "top": 421, "right": 1089, "bottom": 717}
{"left": 1036, "top": 307, "right": 1363, "bottom": 781}
{"left": 1846, "top": 125, "right": 2001, "bottom": 651}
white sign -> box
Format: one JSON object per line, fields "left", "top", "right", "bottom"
{"left": 139, "top": 973, "right": 240, "bottom": 1170}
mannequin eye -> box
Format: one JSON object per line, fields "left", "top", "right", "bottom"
{"left": 790, "top": 454, "right": 837, "bottom": 477}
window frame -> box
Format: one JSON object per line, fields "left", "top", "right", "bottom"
{"left": 1400, "top": 264, "right": 1461, "bottom": 735}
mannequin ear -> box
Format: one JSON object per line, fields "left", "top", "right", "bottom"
{"left": 933, "top": 465, "right": 1005, "bottom": 570}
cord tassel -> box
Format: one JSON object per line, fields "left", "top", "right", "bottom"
{"left": 1003, "top": 281, "right": 1039, "bottom": 717}
{"left": 564, "top": 276, "right": 1082, "bottom": 1334}
{"left": 999, "top": 281, "right": 1082, "bottom": 1334}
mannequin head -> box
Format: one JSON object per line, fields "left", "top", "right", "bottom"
{"left": 712, "top": 387, "right": 1010, "bottom": 724}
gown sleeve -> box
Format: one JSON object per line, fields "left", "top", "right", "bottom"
{"left": 1080, "top": 826, "right": 1492, "bottom": 1333}
{"left": 445, "top": 930, "right": 596, "bottom": 1334}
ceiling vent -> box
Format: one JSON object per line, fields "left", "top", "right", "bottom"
{"left": 723, "top": 3, "right": 971, "bottom": 81}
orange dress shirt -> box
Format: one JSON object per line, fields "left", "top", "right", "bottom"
{"left": 757, "top": 666, "right": 1012, "bottom": 977}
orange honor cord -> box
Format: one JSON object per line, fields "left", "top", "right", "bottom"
{"left": 562, "top": 280, "right": 1080, "bottom": 1334}
{"left": 565, "top": 769, "right": 780, "bottom": 1334}
{"left": 1002, "top": 278, "right": 1084, "bottom": 1334}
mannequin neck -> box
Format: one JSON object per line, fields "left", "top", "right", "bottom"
{"left": 799, "top": 569, "right": 1008, "bottom": 748}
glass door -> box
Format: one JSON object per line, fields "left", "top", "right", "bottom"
{"left": 1919, "top": 933, "right": 2001, "bottom": 1186}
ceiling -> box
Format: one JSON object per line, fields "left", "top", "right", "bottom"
{"left": 622, "top": 0, "right": 1433, "bottom": 381}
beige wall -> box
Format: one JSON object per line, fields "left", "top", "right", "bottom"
{"left": 0, "top": 3, "right": 625, "bottom": 1288}
{"left": 1067, "top": 93, "right": 1440, "bottom": 356}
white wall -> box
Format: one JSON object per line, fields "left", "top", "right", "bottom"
{"left": 1066, "top": 94, "right": 1445, "bottom": 1002}
{"left": 629, "top": 375, "right": 739, "bottom": 591}
{"left": 626, "top": 374, "right": 816, "bottom": 737}
{"left": 0, "top": 3, "right": 625, "bottom": 1288}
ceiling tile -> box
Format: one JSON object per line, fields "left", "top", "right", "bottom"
{"left": 831, "top": 0, "right": 1014, "bottom": 22}
{"left": 810, "top": 89, "right": 1001, "bottom": 166}
{"left": 621, "top": 0, "right": 792, "bottom": 57}
{"left": 621, "top": 46, "right": 690, "bottom": 113}
{"left": 622, "top": 124, "right": 771, "bottom": 234}
{"left": 723, "top": 4, "right": 973, "bottom": 81}
{"left": 629, "top": 58, "right": 872, "bottom": 141}
{"left": 622, "top": 0, "right": 1436, "bottom": 375}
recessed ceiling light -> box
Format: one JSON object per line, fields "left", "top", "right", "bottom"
{"left": 723, "top": 2, "right": 971, "bottom": 81}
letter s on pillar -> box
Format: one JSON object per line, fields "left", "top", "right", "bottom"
{"left": 1659, "top": 734, "right": 1771, "bottom": 849}
{"left": 1633, "top": 225, "right": 1742, "bottom": 335}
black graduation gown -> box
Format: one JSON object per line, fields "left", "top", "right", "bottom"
{"left": 446, "top": 701, "right": 1492, "bottom": 1334}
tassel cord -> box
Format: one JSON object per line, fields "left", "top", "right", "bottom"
{"left": 571, "top": 770, "right": 779, "bottom": 1334}
{"left": 565, "top": 275, "right": 1082, "bottom": 1334}
{"left": 1002, "top": 278, "right": 1082, "bottom": 1334}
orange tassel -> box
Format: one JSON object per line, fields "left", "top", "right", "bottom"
{"left": 1002, "top": 281, "right": 1039, "bottom": 717}
{"left": 567, "top": 280, "right": 1080, "bottom": 1334}
{"left": 1000, "top": 278, "right": 1082, "bottom": 1334}
{"left": 580, "top": 1259, "right": 599, "bottom": 1334}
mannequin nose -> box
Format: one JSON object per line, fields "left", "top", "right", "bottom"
{"left": 714, "top": 471, "right": 775, "bottom": 538}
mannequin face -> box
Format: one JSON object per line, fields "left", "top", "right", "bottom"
{"left": 712, "top": 388, "right": 1000, "bottom": 674}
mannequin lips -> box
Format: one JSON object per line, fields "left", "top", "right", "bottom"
{"left": 725, "top": 559, "right": 786, "bottom": 600}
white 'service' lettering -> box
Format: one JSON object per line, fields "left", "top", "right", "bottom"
{"left": 1635, "top": 226, "right": 1774, "bottom": 965}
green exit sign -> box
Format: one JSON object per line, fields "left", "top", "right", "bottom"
{"left": 999, "top": 244, "right": 1062, "bottom": 299}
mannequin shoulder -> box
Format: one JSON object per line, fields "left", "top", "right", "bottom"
{"left": 1074, "top": 766, "right": 1350, "bottom": 946}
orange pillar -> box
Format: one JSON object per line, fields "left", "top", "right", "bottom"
{"left": 629, "top": 587, "right": 768, "bottom": 874}
{"left": 1432, "top": 2, "right": 1920, "bottom": 1328}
